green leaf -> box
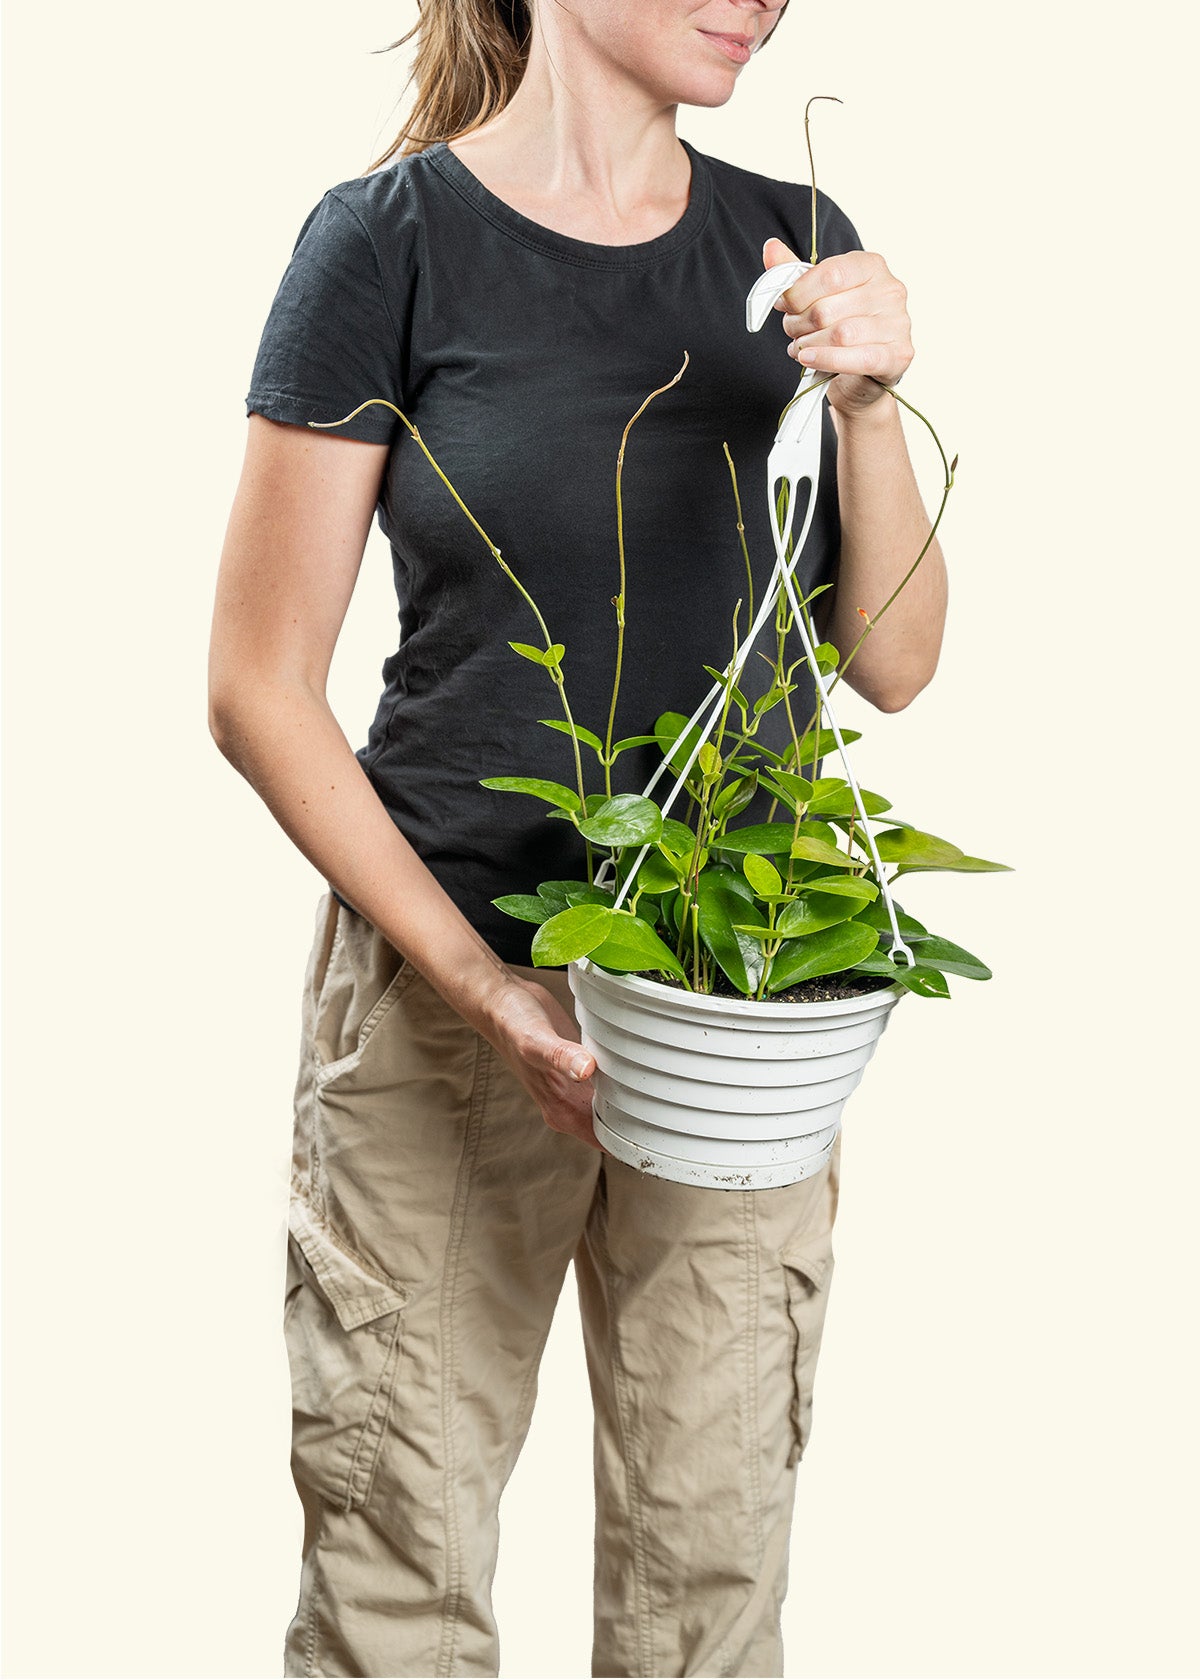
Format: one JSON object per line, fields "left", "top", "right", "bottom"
{"left": 783, "top": 726, "right": 862, "bottom": 766}
{"left": 538, "top": 717, "right": 604, "bottom": 754}
{"left": 611, "top": 733, "right": 663, "bottom": 754}
{"left": 814, "top": 640, "right": 840, "bottom": 670}
{"left": 775, "top": 892, "right": 863, "bottom": 938}
{"left": 697, "top": 741, "right": 722, "bottom": 779}
{"left": 758, "top": 776, "right": 800, "bottom": 815}
{"left": 702, "top": 665, "right": 748, "bottom": 712}
{"left": 653, "top": 711, "right": 702, "bottom": 773}
{"left": 798, "top": 873, "right": 879, "bottom": 901}
{"left": 536, "top": 880, "right": 593, "bottom": 915}
{"left": 586, "top": 912, "right": 689, "bottom": 982}
{"left": 712, "top": 771, "right": 759, "bottom": 823}
{"left": 628, "top": 851, "right": 679, "bottom": 895}
{"left": 491, "top": 894, "right": 552, "bottom": 925}
{"left": 752, "top": 684, "right": 789, "bottom": 716}
{"left": 854, "top": 898, "right": 929, "bottom": 938}
{"left": 764, "top": 921, "right": 881, "bottom": 992}
{"left": 852, "top": 949, "right": 951, "bottom": 997}
{"left": 908, "top": 934, "right": 992, "bottom": 980}
{"left": 508, "top": 640, "right": 550, "bottom": 665}
{"left": 564, "top": 884, "right": 617, "bottom": 908}
{"left": 743, "top": 853, "right": 783, "bottom": 899}
{"left": 892, "top": 853, "right": 1014, "bottom": 876}
{"left": 531, "top": 904, "right": 615, "bottom": 966}
{"left": 740, "top": 740, "right": 788, "bottom": 767}
{"left": 851, "top": 947, "right": 907, "bottom": 976}
{"left": 480, "top": 776, "right": 581, "bottom": 814}
{"left": 697, "top": 872, "right": 765, "bottom": 994}
{"left": 661, "top": 888, "right": 685, "bottom": 937}
{"left": 712, "top": 823, "right": 798, "bottom": 856}
{"left": 873, "top": 826, "right": 966, "bottom": 868}
{"left": 577, "top": 793, "right": 664, "bottom": 847}
{"left": 507, "top": 640, "right": 564, "bottom": 667}
{"left": 701, "top": 861, "right": 755, "bottom": 904}
{"left": 660, "top": 817, "right": 699, "bottom": 856}
{"left": 804, "top": 779, "right": 893, "bottom": 818}
{"left": 761, "top": 769, "right": 821, "bottom": 806}
{"left": 893, "top": 964, "right": 952, "bottom": 998}
{"left": 789, "top": 834, "right": 860, "bottom": 869}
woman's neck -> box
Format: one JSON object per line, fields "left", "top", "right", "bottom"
{"left": 446, "top": 44, "right": 691, "bottom": 247}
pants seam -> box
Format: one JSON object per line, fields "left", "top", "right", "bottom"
{"left": 505, "top": 1318, "right": 552, "bottom": 1484}
{"left": 743, "top": 1191, "right": 765, "bottom": 1569}
{"left": 302, "top": 1495, "right": 327, "bottom": 1676}
{"left": 731, "top": 1188, "right": 765, "bottom": 1678}
{"left": 604, "top": 1256, "right": 657, "bottom": 1678}
{"left": 435, "top": 1035, "right": 493, "bottom": 1680}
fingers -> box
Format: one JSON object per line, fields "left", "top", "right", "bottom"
{"left": 545, "top": 1033, "right": 595, "bottom": 1085}
{"left": 780, "top": 275, "right": 877, "bottom": 338}
{"left": 488, "top": 979, "right": 602, "bottom": 1150}
{"left": 763, "top": 247, "right": 912, "bottom": 385}
{"left": 532, "top": 1033, "right": 600, "bottom": 1144}
{"left": 790, "top": 336, "right": 913, "bottom": 384}
{"left": 768, "top": 248, "right": 878, "bottom": 318}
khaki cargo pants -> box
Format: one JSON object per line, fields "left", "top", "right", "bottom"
{"left": 282, "top": 889, "right": 842, "bottom": 1679}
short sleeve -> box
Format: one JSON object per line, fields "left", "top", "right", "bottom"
{"left": 814, "top": 190, "right": 864, "bottom": 262}
{"left": 245, "top": 188, "right": 402, "bottom": 446}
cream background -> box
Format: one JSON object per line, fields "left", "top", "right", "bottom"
{"left": 4, "top": 1, "right": 1197, "bottom": 1675}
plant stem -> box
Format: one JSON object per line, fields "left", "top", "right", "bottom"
{"left": 309, "top": 398, "right": 596, "bottom": 876}
{"left": 604, "top": 354, "right": 690, "bottom": 795}
{"left": 723, "top": 442, "right": 755, "bottom": 635}
{"left": 803, "top": 95, "right": 844, "bottom": 265}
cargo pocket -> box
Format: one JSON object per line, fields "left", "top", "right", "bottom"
{"left": 781, "top": 1230, "right": 836, "bottom": 1467}
{"left": 284, "top": 1194, "right": 409, "bottom": 1513}
{"left": 311, "top": 900, "right": 419, "bottom": 1089}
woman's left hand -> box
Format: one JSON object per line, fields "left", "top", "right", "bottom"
{"left": 763, "top": 237, "right": 914, "bottom": 417}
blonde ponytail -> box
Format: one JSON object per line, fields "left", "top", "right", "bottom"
{"left": 363, "top": 0, "right": 532, "bottom": 171}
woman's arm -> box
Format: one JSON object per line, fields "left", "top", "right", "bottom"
{"left": 208, "top": 416, "right": 599, "bottom": 1145}
{"left": 762, "top": 237, "right": 949, "bottom": 710}
{"left": 818, "top": 399, "right": 948, "bottom": 711}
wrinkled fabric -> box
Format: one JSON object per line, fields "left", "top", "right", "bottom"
{"left": 245, "top": 141, "right": 863, "bottom": 966}
{"left": 283, "top": 889, "right": 841, "bottom": 1678}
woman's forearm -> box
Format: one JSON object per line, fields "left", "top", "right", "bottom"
{"left": 210, "top": 682, "right": 517, "bottom": 1035}
{"left": 818, "top": 398, "right": 948, "bottom": 711}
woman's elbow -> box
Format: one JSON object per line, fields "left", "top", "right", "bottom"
{"left": 844, "top": 654, "right": 939, "bottom": 713}
{"left": 875, "top": 664, "right": 938, "bottom": 712}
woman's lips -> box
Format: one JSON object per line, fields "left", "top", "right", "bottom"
{"left": 699, "top": 31, "right": 753, "bottom": 64}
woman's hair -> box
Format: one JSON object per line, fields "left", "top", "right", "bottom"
{"left": 363, "top": 0, "right": 789, "bottom": 173}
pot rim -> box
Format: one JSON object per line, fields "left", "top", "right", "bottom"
{"left": 570, "top": 956, "right": 905, "bottom": 1020}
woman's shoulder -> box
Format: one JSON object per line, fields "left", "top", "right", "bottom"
{"left": 691, "top": 141, "right": 862, "bottom": 255}
{"left": 315, "top": 148, "right": 435, "bottom": 242}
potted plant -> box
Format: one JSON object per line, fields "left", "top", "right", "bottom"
{"left": 311, "top": 121, "right": 1010, "bottom": 1190}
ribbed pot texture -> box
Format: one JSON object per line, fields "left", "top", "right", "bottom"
{"left": 568, "top": 957, "right": 905, "bottom": 1190}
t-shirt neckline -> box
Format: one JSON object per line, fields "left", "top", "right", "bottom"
{"left": 425, "top": 136, "right": 712, "bottom": 270}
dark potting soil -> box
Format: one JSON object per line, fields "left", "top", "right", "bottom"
{"left": 654, "top": 969, "right": 896, "bottom": 1005}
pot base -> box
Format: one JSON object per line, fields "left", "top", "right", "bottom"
{"left": 594, "top": 1112, "right": 838, "bottom": 1191}
{"left": 570, "top": 958, "right": 903, "bottom": 1192}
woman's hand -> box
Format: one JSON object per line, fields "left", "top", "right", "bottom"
{"left": 762, "top": 237, "right": 914, "bottom": 418}
{"left": 483, "top": 972, "right": 602, "bottom": 1151}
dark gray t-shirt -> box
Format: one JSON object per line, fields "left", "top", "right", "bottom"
{"left": 245, "top": 137, "right": 863, "bottom": 966}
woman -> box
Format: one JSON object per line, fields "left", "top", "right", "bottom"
{"left": 209, "top": 1, "right": 947, "bottom": 1673}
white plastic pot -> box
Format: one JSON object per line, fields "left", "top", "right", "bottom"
{"left": 568, "top": 957, "right": 905, "bottom": 1190}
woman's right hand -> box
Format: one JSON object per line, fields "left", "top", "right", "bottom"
{"left": 483, "top": 973, "right": 602, "bottom": 1151}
